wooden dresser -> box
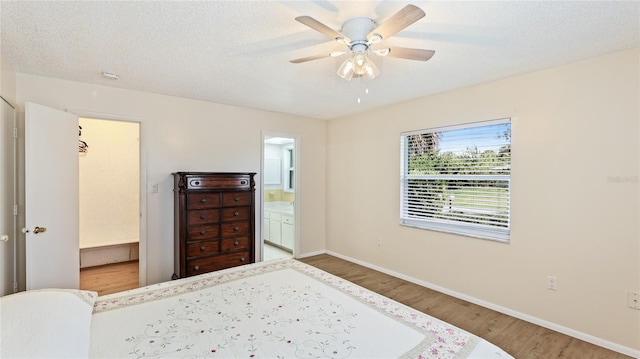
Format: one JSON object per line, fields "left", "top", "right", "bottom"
{"left": 172, "top": 172, "right": 256, "bottom": 279}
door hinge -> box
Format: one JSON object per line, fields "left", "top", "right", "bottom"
{"left": 13, "top": 204, "right": 18, "bottom": 216}
{"left": 13, "top": 128, "right": 18, "bottom": 138}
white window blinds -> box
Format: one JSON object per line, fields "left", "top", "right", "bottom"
{"left": 400, "top": 118, "right": 511, "bottom": 241}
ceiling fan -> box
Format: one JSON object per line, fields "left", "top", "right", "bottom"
{"left": 290, "top": 4, "right": 435, "bottom": 81}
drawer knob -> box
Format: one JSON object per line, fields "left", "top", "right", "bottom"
{"left": 200, "top": 230, "right": 206, "bottom": 235}
{"left": 233, "top": 240, "right": 239, "bottom": 246}
{"left": 200, "top": 214, "right": 206, "bottom": 219}
{"left": 194, "top": 265, "right": 200, "bottom": 271}
{"left": 234, "top": 226, "right": 239, "bottom": 231}
{"left": 200, "top": 198, "right": 207, "bottom": 203}
{"left": 234, "top": 211, "right": 239, "bottom": 216}
{"left": 240, "top": 257, "right": 245, "bottom": 262}
{"left": 241, "top": 180, "right": 247, "bottom": 185}
{"left": 194, "top": 181, "right": 200, "bottom": 185}
{"left": 200, "top": 246, "right": 206, "bottom": 251}
{"left": 234, "top": 197, "right": 240, "bottom": 201}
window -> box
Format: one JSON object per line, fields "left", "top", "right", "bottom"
{"left": 284, "top": 147, "right": 294, "bottom": 192}
{"left": 400, "top": 118, "right": 511, "bottom": 242}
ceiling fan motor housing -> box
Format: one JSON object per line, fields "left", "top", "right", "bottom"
{"left": 340, "top": 17, "right": 377, "bottom": 50}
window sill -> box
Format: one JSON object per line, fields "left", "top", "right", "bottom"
{"left": 400, "top": 218, "right": 510, "bottom": 243}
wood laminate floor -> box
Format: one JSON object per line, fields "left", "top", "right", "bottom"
{"left": 80, "top": 260, "right": 139, "bottom": 296}
{"left": 299, "top": 254, "right": 631, "bottom": 359}
{"left": 79, "top": 255, "right": 631, "bottom": 358}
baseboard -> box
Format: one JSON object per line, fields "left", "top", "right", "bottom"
{"left": 80, "top": 242, "right": 139, "bottom": 268}
{"left": 296, "top": 249, "right": 327, "bottom": 259}
{"left": 326, "top": 250, "right": 639, "bottom": 358}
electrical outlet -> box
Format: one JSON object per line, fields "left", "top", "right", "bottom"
{"left": 378, "top": 238, "right": 382, "bottom": 247}
{"left": 628, "top": 292, "right": 640, "bottom": 310}
{"left": 152, "top": 184, "right": 159, "bottom": 193}
{"left": 547, "top": 276, "right": 557, "bottom": 291}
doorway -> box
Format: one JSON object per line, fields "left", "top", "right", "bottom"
{"left": 78, "top": 117, "right": 140, "bottom": 293}
{"left": 262, "top": 135, "right": 297, "bottom": 261}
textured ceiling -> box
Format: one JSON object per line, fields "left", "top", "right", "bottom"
{"left": 2, "top": 1, "right": 639, "bottom": 120}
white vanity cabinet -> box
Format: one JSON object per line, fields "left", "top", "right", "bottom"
{"left": 264, "top": 206, "right": 293, "bottom": 251}
{"left": 264, "top": 211, "right": 270, "bottom": 241}
{"left": 281, "top": 214, "right": 294, "bottom": 249}
{"left": 268, "top": 211, "right": 282, "bottom": 246}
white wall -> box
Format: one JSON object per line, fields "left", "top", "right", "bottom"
{"left": 326, "top": 48, "right": 639, "bottom": 353}
{"left": 1, "top": 53, "right": 16, "bottom": 106}
{"left": 14, "top": 74, "right": 327, "bottom": 287}
{"left": 79, "top": 118, "right": 139, "bottom": 248}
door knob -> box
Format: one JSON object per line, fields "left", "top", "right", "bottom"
{"left": 22, "top": 227, "right": 47, "bottom": 234}
{"left": 33, "top": 226, "right": 47, "bottom": 234}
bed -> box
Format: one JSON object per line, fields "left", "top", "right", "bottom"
{"left": 1, "top": 259, "right": 512, "bottom": 358}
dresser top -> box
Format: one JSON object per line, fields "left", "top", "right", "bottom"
{"left": 173, "top": 172, "right": 256, "bottom": 176}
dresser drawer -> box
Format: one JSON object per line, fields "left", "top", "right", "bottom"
{"left": 221, "top": 236, "right": 250, "bottom": 252}
{"left": 187, "top": 209, "right": 219, "bottom": 225}
{"left": 221, "top": 191, "right": 251, "bottom": 207}
{"left": 186, "top": 256, "right": 220, "bottom": 276}
{"left": 221, "top": 221, "right": 250, "bottom": 237}
{"left": 187, "top": 176, "right": 251, "bottom": 190}
{"left": 186, "top": 251, "right": 250, "bottom": 276}
{"left": 221, "top": 207, "right": 250, "bottom": 222}
{"left": 187, "top": 193, "right": 220, "bottom": 209}
{"left": 186, "top": 240, "right": 220, "bottom": 257}
{"left": 186, "top": 225, "right": 219, "bottom": 241}
{"left": 215, "top": 251, "right": 250, "bottom": 270}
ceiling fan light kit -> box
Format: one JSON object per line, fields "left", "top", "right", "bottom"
{"left": 291, "top": 4, "right": 434, "bottom": 81}
{"left": 337, "top": 52, "right": 380, "bottom": 81}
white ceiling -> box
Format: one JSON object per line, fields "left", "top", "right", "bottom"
{"left": 2, "top": 1, "right": 639, "bottom": 120}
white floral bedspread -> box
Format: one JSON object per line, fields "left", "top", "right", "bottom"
{"left": 90, "top": 259, "right": 511, "bottom": 359}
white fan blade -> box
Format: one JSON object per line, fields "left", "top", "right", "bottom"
{"left": 295, "top": 16, "right": 351, "bottom": 43}
{"left": 367, "top": 5, "right": 425, "bottom": 41}
{"left": 375, "top": 47, "right": 435, "bottom": 61}
{"left": 290, "top": 51, "right": 346, "bottom": 64}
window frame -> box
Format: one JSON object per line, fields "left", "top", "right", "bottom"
{"left": 399, "top": 118, "right": 511, "bottom": 242}
{"left": 284, "top": 146, "right": 294, "bottom": 192}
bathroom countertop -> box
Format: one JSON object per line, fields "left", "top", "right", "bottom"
{"left": 264, "top": 201, "right": 294, "bottom": 215}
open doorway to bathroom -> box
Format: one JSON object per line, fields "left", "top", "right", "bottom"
{"left": 78, "top": 118, "right": 140, "bottom": 295}
{"left": 262, "top": 135, "right": 297, "bottom": 261}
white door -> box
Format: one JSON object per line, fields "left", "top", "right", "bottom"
{"left": 25, "top": 102, "right": 79, "bottom": 290}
